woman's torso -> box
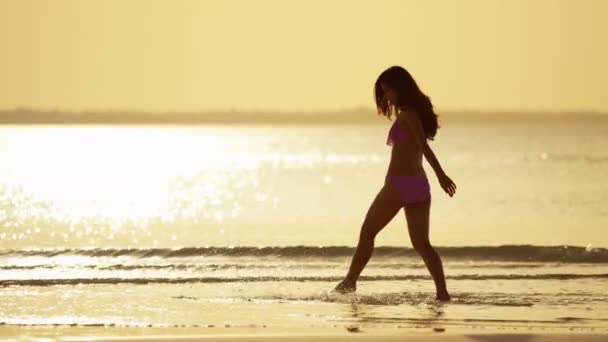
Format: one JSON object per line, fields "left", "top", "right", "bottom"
{"left": 386, "top": 115, "right": 426, "bottom": 177}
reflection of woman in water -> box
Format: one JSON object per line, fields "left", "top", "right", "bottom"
{"left": 335, "top": 66, "right": 456, "bottom": 301}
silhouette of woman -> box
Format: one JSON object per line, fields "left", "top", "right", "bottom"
{"left": 334, "top": 66, "right": 456, "bottom": 301}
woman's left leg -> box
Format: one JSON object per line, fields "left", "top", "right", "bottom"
{"left": 403, "top": 199, "right": 450, "bottom": 301}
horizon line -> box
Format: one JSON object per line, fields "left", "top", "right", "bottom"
{"left": 1, "top": 106, "right": 607, "bottom": 115}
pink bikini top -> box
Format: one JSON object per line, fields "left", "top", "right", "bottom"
{"left": 386, "top": 119, "right": 408, "bottom": 146}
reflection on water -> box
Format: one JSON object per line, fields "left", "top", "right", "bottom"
{"left": 1, "top": 118, "right": 608, "bottom": 249}
{"left": 339, "top": 297, "right": 446, "bottom": 330}
{"left": 0, "top": 124, "right": 385, "bottom": 248}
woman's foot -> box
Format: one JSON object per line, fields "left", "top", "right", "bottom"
{"left": 436, "top": 291, "right": 451, "bottom": 302}
{"left": 334, "top": 279, "right": 356, "bottom": 294}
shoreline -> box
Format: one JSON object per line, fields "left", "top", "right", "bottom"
{"left": 2, "top": 324, "right": 606, "bottom": 341}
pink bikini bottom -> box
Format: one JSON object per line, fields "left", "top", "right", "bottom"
{"left": 385, "top": 174, "right": 431, "bottom": 205}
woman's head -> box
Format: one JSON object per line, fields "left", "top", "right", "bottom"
{"left": 374, "top": 66, "right": 440, "bottom": 140}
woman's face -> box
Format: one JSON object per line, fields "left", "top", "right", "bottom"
{"left": 380, "top": 82, "right": 398, "bottom": 106}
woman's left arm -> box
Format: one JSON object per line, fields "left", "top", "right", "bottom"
{"left": 399, "top": 110, "right": 456, "bottom": 197}
{"left": 421, "top": 143, "right": 446, "bottom": 178}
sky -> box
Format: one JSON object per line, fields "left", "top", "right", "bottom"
{"left": 1, "top": 0, "right": 607, "bottom": 113}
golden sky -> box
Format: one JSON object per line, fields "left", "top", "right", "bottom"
{"left": 2, "top": 0, "right": 607, "bottom": 112}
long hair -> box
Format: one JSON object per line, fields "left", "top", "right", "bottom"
{"left": 374, "top": 66, "right": 440, "bottom": 141}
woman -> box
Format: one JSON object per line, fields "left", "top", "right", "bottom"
{"left": 334, "top": 66, "right": 456, "bottom": 301}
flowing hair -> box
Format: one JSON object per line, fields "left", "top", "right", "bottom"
{"left": 374, "top": 66, "right": 440, "bottom": 141}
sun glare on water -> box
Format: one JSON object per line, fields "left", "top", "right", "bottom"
{"left": 1, "top": 126, "right": 239, "bottom": 225}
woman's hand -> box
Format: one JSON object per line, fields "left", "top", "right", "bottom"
{"left": 438, "top": 172, "right": 456, "bottom": 197}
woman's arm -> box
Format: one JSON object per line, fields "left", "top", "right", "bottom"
{"left": 399, "top": 109, "right": 456, "bottom": 197}
{"left": 398, "top": 110, "right": 445, "bottom": 177}
{"left": 421, "top": 143, "right": 446, "bottom": 177}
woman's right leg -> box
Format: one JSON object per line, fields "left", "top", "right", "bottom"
{"left": 404, "top": 199, "right": 450, "bottom": 301}
{"left": 335, "top": 184, "right": 403, "bottom": 293}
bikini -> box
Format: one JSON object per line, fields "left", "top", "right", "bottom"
{"left": 385, "top": 119, "right": 431, "bottom": 204}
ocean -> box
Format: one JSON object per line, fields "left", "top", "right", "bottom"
{"left": 1, "top": 114, "right": 607, "bottom": 334}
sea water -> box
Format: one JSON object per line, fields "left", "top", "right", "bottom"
{"left": 1, "top": 114, "right": 607, "bottom": 333}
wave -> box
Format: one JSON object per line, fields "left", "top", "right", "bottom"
{"left": 1, "top": 245, "right": 607, "bottom": 262}
{"left": 0, "top": 262, "right": 555, "bottom": 271}
{"left": 2, "top": 273, "right": 607, "bottom": 287}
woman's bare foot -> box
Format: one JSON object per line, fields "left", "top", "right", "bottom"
{"left": 334, "top": 279, "right": 356, "bottom": 294}
{"left": 436, "top": 291, "right": 451, "bottom": 302}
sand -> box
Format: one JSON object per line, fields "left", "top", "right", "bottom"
{"left": 2, "top": 325, "right": 606, "bottom": 342}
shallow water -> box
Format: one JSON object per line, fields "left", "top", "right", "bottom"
{"left": 1, "top": 247, "right": 607, "bottom": 331}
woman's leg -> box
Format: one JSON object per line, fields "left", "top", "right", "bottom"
{"left": 335, "top": 184, "right": 403, "bottom": 293}
{"left": 403, "top": 199, "right": 450, "bottom": 301}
